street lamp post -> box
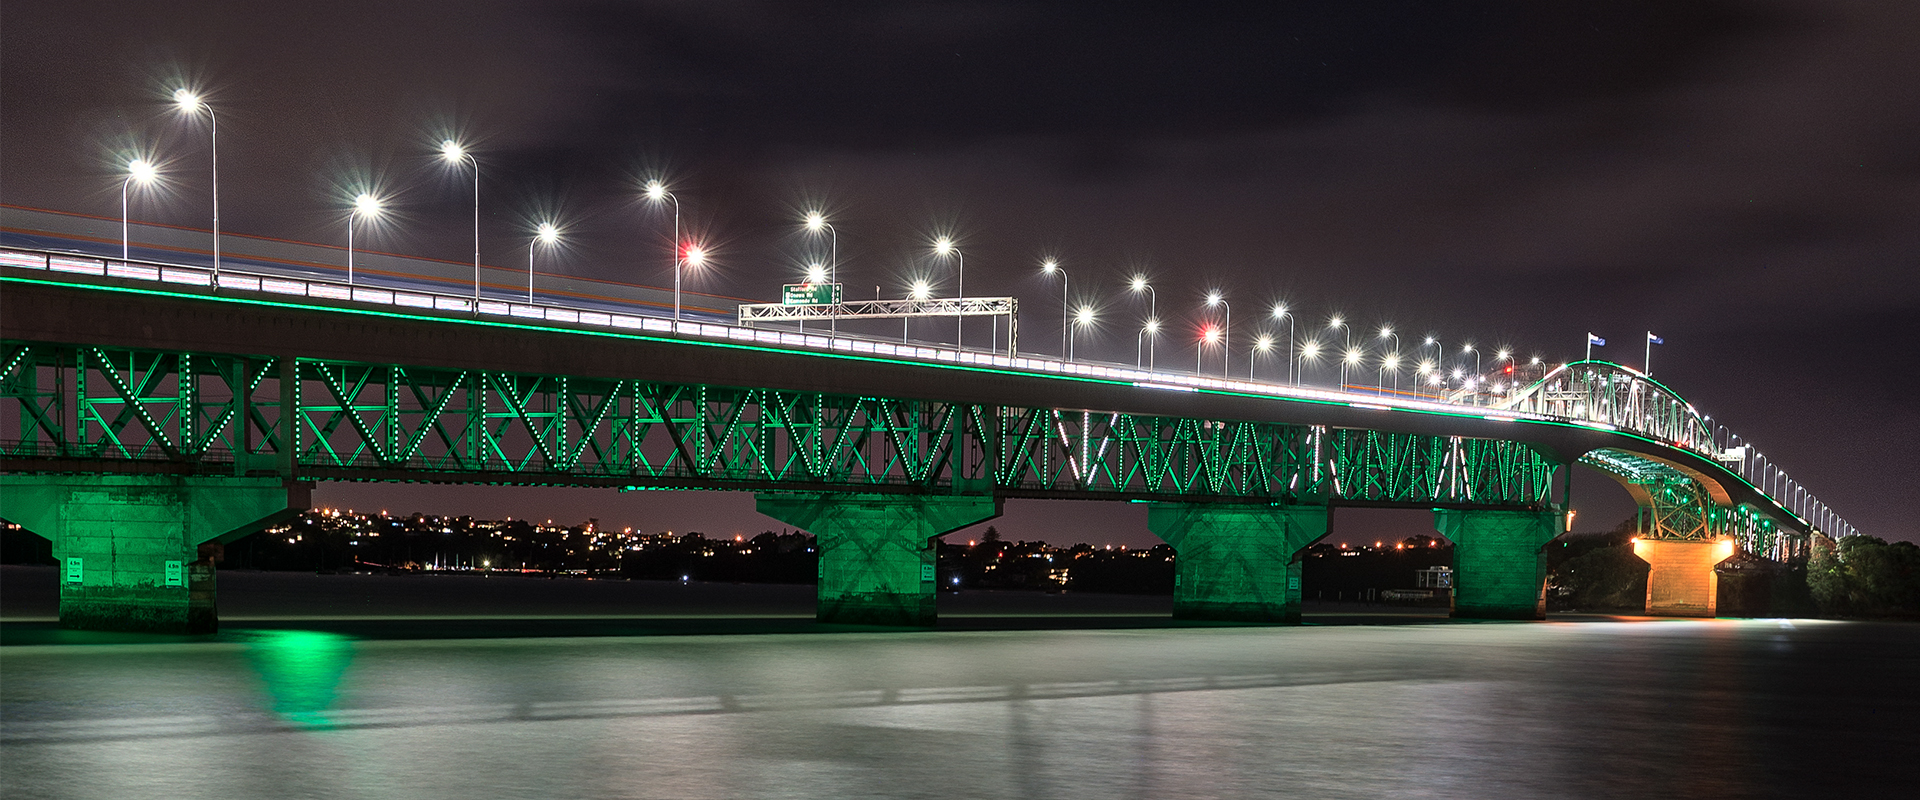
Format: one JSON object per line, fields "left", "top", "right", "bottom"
{"left": 1328, "top": 314, "right": 1351, "bottom": 385}
{"left": 643, "top": 180, "right": 683, "bottom": 322}
{"left": 1071, "top": 305, "right": 1094, "bottom": 362}
{"left": 1129, "top": 276, "right": 1157, "bottom": 370}
{"left": 1137, "top": 319, "right": 1159, "bottom": 369}
{"left": 439, "top": 140, "right": 481, "bottom": 305}
{"left": 1042, "top": 259, "right": 1069, "bottom": 359}
{"left": 1271, "top": 304, "right": 1295, "bottom": 385}
{"left": 804, "top": 211, "right": 838, "bottom": 338}
{"left": 1205, "top": 292, "right": 1230, "bottom": 377}
{"left": 1423, "top": 336, "right": 1444, "bottom": 392}
{"left": 933, "top": 237, "right": 962, "bottom": 348}
{"left": 347, "top": 192, "right": 383, "bottom": 285}
{"left": 1253, "top": 334, "right": 1275, "bottom": 380}
{"left": 171, "top": 90, "right": 219, "bottom": 283}
{"left": 120, "top": 158, "right": 157, "bottom": 261}
{"left": 528, "top": 222, "right": 559, "bottom": 301}
{"left": 906, "top": 279, "right": 932, "bottom": 342}
{"left": 1199, "top": 327, "right": 1221, "bottom": 374}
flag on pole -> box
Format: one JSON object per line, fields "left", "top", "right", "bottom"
{"left": 1587, "top": 333, "right": 1606, "bottom": 346}
{"left": 1647, "top": 333, "right": 1664, "bottom": 344}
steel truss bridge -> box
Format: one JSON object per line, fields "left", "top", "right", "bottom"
{"left": 0, "top": 246, "right": 1854, "bottom": 628}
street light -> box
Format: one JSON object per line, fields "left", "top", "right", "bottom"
{"left": 1299, "top": 339, "right": 1323, "bottom": 384}
{"left": 1070, "top": 305, "right": 1095, "bottom": 362}
{"left": 805, "top": 263, "right": 828, "bottom": 284}
{"left": 1199, "top": 326, "right": 1222, "bottom": 374}
{"left": 1129, "top": 276, "right": 1157, "bottom": 370}
{"left": 642, "top": 179, "right": 683, "bottom": 321}
{"left": 905, "top": 279, "right": 932, "bottom": 341}
{"left": 347, "top": 192, "right": 384, "bottom": 285}
{"left": 1253, "top": 334, "right": 1275, "bottom": 381}
{"left": 1271, "top": 304, "right": 1295, "bottom": 385}
{"left": 439, "top": 140, "right": 482, "bottom": 304}
{"left": 1422, "top": 336, "right": 1445, "bottom": 391}
{"left": 1341, "top": 346, "right": 1363, "bottom": 388}
{"left": 1205, "top": 291, "right": 1231, "bottom": 377}
{"left": 932, "top": 236, "right": 963, "bottom": 348}
{"left": 1042, "top": 259, "right": 1069, "bottom": 359}
{"left": 171, "top": 89, "right": 220, "bottom": 283}
{"left": 528, "top": 221, "right": 560, "bottom": 301}
{"left": 1138, "top": 318, "right": 1159, "bottom": 369}
{"left": 803, "top": 210, "right": 838, "bottom": 337}
{"left": 121, "top": 158, "right": 158, "bottom": 261}
{"left": 1380, "top": 352, "right": 1401, "bottom": 394}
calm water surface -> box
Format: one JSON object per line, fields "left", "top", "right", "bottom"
{"left": 3, "top": 618, "right": 1914, "bottom": 799}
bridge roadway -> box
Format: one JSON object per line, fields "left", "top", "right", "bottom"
{"left": 0, "top": 250, "right": 1824, "bottom": 633}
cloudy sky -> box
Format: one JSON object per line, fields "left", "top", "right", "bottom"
{"left": 4, "top": 1, "right": 1915, "bottom": 544}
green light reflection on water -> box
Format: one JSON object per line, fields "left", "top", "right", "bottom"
{"left": 244, "top": 630, "right": 356, "bottom": 725}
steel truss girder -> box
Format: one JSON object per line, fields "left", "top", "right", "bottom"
{"left": 1579, "top": 448, "right": 1802, "bottom": 561}
{"left": 3, "top": 341, "right": 1558, "bottom": 506}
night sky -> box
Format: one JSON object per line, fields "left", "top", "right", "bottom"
{"left": 5, "top": 1, "right": 1915, "bottom": 545}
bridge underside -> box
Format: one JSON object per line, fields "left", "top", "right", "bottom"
{"left": 1581, "top": 448, "right": 1799, "bottom": 617}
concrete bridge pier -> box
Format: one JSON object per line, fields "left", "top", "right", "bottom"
{"left": 1633, "top": 538, "right": 1735, "bottom": 617}
{"left": 1147, "top": 503, "right": 1327, "bottom": 623}
{"left": 756, "top": 493, "right": 1000, "bottom": 626}
{"left": 0, "top": 475, "right": 308, "bottom": 634}
{"left": 1436, "top": 508, "right": 1564, "bottom": 620}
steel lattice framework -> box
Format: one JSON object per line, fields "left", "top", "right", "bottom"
{"left": 2, "top": 341, "right": 1558, "bottom": 507}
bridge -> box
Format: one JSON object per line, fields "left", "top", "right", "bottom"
{"left": 0, "top": 234, "right": 1850, "bottom": 634}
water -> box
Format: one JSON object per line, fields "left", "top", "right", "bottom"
{"left": 3, "top": 616, "right": 1914, "bottom": 799}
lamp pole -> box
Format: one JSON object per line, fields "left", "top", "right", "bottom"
{"left": 1129, "top": 277, "right": 1157, "bottom": 370}
{"left": 933, "top": 238, "right": 962, "bottom": 348}
{"left": 439, "top": 141, "right": 481, "bottom": 305}
{"left": 348, "top": 193, "right": 382, "bottom": 286}
{"left": 121, "top": 159, "right": 156, "bottom": 261}
{"left": 1042, "top": 259, "right": 1068, "bottom": 359}
{"left": 804, "top": 211, "right": 838, "bottom": 338}
{"left": 172, "top": 90, "right": 219, "bottom": 283}
{"left": 643, "top": 181, "right": 682, "bottom": 322}
{"left": 1206, "top": 292, "right": 1231, "bottom": 377}
{"left": 528, "top": 222, "right": 559, "bottom": 301}
{"left": 1272, "top": 305, "right": 1295, "bottom": 385}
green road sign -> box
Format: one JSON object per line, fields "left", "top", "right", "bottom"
{"left": 783, "top": 283, "right": 842, "bottom": 305}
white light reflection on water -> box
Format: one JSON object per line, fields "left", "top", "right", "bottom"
{"left": 1, "top": 620, "right": 1912, "bottom": 799}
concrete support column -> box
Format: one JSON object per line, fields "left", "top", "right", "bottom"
{"left": 1147, "top": 503, "right": 1327, "bottom": 623}
{"left": 756, "top": 493, "right": 999, "bottom": 626}
{"left": 1633, "top": 538, "right": 1735, "bottom": 617}
{"left": 1436, "top": 508, "right": 1563, "bottom": 620}
{"left": 0, "top": 475, "right": 308, "bottom": 634}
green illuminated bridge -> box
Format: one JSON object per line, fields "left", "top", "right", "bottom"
{"left": 0, "top": 249, "right": 1851, "bottom": 632}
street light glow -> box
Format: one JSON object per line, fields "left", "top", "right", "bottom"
{"left": 353, "top": 192, "right": 382, "bottom": 217}
{"left": 644, "top": 179, "right": 668, "bottom": 201}
{"left": 127, "top": 159, "right": 157, "bottom": 184}
{"left": 535, "top": 222, "right": 560, "bottom": 245}
{"left": 1378, "top": 326, "right": 1393, "bottom": 340}
{"left": 806, "top": 263, "right": 828, "bottom": 283}
{"left": 1255, "top": 334, "right": 1275, "bottom": 352}
{"left": 1042, "top": 258, "right": 1060, "bottom": 274}
{"left": 440, "top": 139, "right": 466, "bottom": 162}
{"left": 172, "top": 88, "right": 201, "bottom": 111}
{"left": 1143, "top": 318, "right": 1160, "bottom": 333}
{"left": 1130, "top": 275, "right": 1149, "bottom": 292}
{"left": 1328, "top": 314, "right": 1345, "bottom": 329}
{"left": 1202, "top": 326, "right": 1222, "bottom": 344}
{"left": 1074, "top": 305, "right": 1095, "bottom": 325}
{"left": 1271, "top": 304, "right": 1287, "bottom": 319}
{"left": 1206, "top": 291, "right": 1223, "bottom": 307}
{"left": 932, "top": 236, "right": 954, "bottom": 256}
{"left": 683, "top": 244, "right": 706, "bottom": 266}
{"left": 1344, "top": 348, "right": 1363, "bottom": 365}
{"left": 909, "top": 279, "right": 932, "bottom": 300}
{"left": 803, "top": 210, "right": 827, "bottom": 231}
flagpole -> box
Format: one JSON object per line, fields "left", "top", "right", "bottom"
{"left": 1586, "top": 333, "right": 1592, "bottom": 362}
{"left": 1645, "top": 332, "right": 1652, "bottom": 375}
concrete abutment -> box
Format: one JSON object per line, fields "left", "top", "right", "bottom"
{"left": 1147, "top": 503, "right": 1327, "bottom": 623}
{"left": 1436, "top": 508, "right": 1563, "bottom": 620}
{"left": 756, "top": 493, "right": 999, "bottom": 626}
{"left": 1634, "top": 538, "right": 1735, "bottom": 617}
{"left": 0, "top": 475, "right": 308, "bottom": 633}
